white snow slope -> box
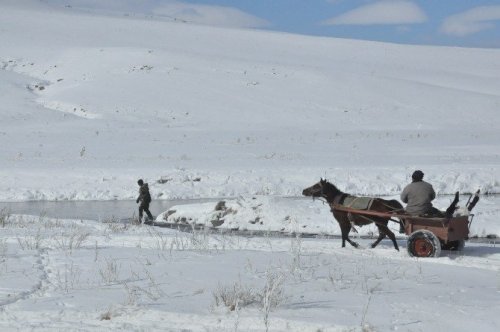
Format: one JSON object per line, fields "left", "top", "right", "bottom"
{"left": 1, "top": 1, "right": 499, "bottom": 201}
{"left": 1, "top": 2, "right": 500, "bottom": 331}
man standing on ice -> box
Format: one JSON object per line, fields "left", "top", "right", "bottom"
{"left": 400, "top": 170, "right": 441, "bottom": 216}
{"left": 136, "top": 179, "right": 154, "bottom": 223}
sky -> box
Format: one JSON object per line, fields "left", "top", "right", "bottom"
{"left": 42, "top": 0, "right": 500, "bottom": 48}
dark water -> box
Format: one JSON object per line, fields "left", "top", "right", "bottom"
{"left": 0, "top": 199, "right": 221, "bottom": 221}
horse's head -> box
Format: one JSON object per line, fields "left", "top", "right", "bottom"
{"left": 302, "top": 178, "right": 342, "bottom": 202}
{"left": 302, "top": 178, "right": 328, "bottom": 198}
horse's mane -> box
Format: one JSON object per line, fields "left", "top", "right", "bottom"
{"left": 323, "top": 180, "right": 344, "bottom": 198}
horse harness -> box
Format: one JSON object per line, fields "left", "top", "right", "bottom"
{"left": 330, "top": 194, "right": 376, "bottom": 230}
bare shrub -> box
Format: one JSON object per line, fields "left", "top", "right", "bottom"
{"left": 17, "top": 228, "right": 44, "bottom": 250}
{"left": 145, "top": 227, "right": 189, "bottom": 258}
{"left": 0, "top": 238, "right": 7, "bottom": 258}
{"left": 100, "top": 311, "right": 112, "bottom": 321}
{"left": 147, "top": 227, "right": 170, "bottom": 251}
{"left": 55, "top": 261, "right": 81, "bottom": 292}
{"left": 123, "top": 282, "right": 139, "bottom": 305}
{"left": 328, "top": 267, "right": 351, "bottom": 290}
{"left": 123, "top": 279, "right": 162, "bottom": 305}
{"left": 102, "top": 216, "right": 128, "bottom": 233}
{"left": 190, "top": 225, "right": 211, "bottom": 251}
{"left": 40, "top": 217, "right": 63, "bottom": 230}
{"left": 213, "top": 282, "right": 259, "bottom": 311}
{"left": 289, "top": 234, "right": 303, "bottom": 275}
{"left": 54, "top": 230, "right": 90, "bottom": 253}
{"left": 129, "top": 264, "right": 166, "bottom": 301}
{"left": 99, "top": 307, "right": 114, "bottom": 321}
{"left": 0, "top": 208, "right": 10, "bottom": 227}
{"left": 261, "top": 270, "right": 285, "bottom": 332}
{"left": 213, "top": 270, "right": 286, "bottom": 332}
{"left": 99, "top": 258, "right": 120, "bottom": 284}
{"left": 169, "top": 233, "right": 190, "bottom": 253}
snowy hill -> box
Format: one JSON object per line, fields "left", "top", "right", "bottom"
{"left": 1, "top": 0, "right": 500, "bottom": 201}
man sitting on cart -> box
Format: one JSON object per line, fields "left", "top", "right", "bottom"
{"left": 401, "top": 170, "right": 444, "bottom": 217}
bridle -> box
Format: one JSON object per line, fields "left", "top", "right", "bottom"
{"left": 310, "top": 182, "right": 328, "bottom": 205}
{"left": 319, "top": 181, "right": 348, "bottom": 206}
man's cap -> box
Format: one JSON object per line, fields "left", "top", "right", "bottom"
{"left": 412, "top": 170, "right": 424, "bottom": 181}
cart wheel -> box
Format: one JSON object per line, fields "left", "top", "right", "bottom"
{"left": 441, "top": 239, "right": 465, "bottom": 251}
{"left": 407, "top": 230, "right": 441, "bottom": 257}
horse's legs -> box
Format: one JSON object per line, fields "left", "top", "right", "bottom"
{"left": 370, "top": 231, "right": 386, "bottom": 248}
{"left": 346, "top": 236, "right": 359, "bottom": 248}
{"left": 372, "top": 223, "right": 399, "bottom": 251}
{"left": 340, "top": 222, "right": 348, "bottom": 247}
{"left": 340, "top": 222, "right": 359, "bottom": 248}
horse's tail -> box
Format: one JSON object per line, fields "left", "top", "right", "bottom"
{"left": 382, "top": 199, "right": 405, "bottom": 233}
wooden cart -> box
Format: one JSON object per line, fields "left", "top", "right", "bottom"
{"left": 330, "top": 205, "right": 473, "bottom": 257}
{"left": 402, "top": 214, "right": 471, "bottom": 257}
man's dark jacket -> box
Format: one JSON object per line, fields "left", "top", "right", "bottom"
{"left": 137, "top": 183, "right": 152, "bottom": 204}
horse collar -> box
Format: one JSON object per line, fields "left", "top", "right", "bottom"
{"left": 333, "top": 193, "right": 348, "bottom": 205}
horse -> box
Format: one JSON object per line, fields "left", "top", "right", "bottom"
{"left": 302, "top": 179, "right": 404, "bottom": 250}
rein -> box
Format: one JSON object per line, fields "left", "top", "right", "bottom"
{"left": 378, "top": 199, "right": 406, "bottom": 213}
{"left": 313, "top": 196, "right": 329, "bottom": 205}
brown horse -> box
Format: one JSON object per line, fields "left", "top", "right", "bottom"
{"left": 302, "top": 179, "right": 404, "bottom": 250}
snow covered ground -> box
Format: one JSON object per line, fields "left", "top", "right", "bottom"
{"left": 1, "top": 213, "right": 499, "bottom": 331}
{"left": 1, "top": 1, "right": 500, "bottom": 330}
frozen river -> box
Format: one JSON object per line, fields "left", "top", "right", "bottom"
{"left": 0, "top": 198, "right": 221, "bottom": 221}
